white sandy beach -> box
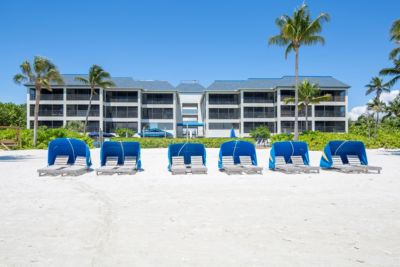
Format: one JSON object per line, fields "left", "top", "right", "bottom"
{"left": 0, "top": 148, "right": 399, "bottom": 266}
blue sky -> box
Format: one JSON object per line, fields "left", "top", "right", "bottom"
{"left": 0, "top": 0, "right": 399, "bottom": 109}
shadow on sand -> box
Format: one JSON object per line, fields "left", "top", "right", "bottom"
{"left": 0, "top": 155, "right": 39, "bottom": 162}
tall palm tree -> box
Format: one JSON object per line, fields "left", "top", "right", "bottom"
{"left": 269, "top": 3, "right": 329, "bottom": 140}
{"left": 284, "top": 80, "right": 331, "bottom": 131}
{"left": 365, "top": 77, "right": 390, "bottom": 98}
{"left": 75, "top": 65, "right": 115, "bottom": 133}
{"left": 389, "top": 19, "right": 400, "bottom": 60}
{"left": 367, "top": 97, "right": 386, "bottom": 143}
{"left": 13, "top": 56, "right": 63, "bottom": 146}
{"left": 384, "top": 94, "right": 400, "bottom": 119}
{"left": 380, "top": 59, "right": 400, "bottom": 88}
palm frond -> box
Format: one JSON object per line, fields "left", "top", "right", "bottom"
{"left": 75, "top": 76, "right": 89, "bottom": 84}
{"left": 268, "top": 35, "right": 288, "bottom": 46}
{"left": 284, "top": 43, "right": 295, "bottom": 59}
{"left": 13, "top": 74, "right": 27, "bottom": 84}
{"left": 389, "top": 47, "right": 400, "bottom": 60}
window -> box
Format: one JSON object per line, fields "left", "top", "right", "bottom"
{"left": 209, "top": 108, "right": 239, "bottom": 119}
{"left": 320, "top": 90, "right": 345, "bottom": 102}
{"left": 243, "top": 92, "right": 275, "bottom": 103}
{"left": 30, "top": 88, "right": 63, "bottom": 101}
{"left": 280, "top": 121, "right": 312, "bottom": 133}
{"left": 67, "top": 105, "right": 100, "bottom": 117}
{"left": 208, "top": 123, "right": 239, "bottom": 130}
{"left": 142, "top": 108, "right": 173, "bottom": 119}
{"left": 243, "top": 107, "right": 276, "bottom": 118}
{"left": 280, "top": 106, "right": 311, "bottom": 117}
{"left": 208, "top": 94, "right": 239, "bottom": 105}
{"left": 280, "top": 90, "right": 295, "bottom": 101}
{"left": 315, "top": 121, "right": 345, "bottom": 132}
{"left": 315, "top": 106, "right": 345, "bottom": 117}
{"left": 104, "top": 122, "right": 138, "bottom": 133}
{"left": 29, "top": 104, "right": 63, "bottom": 116}
{"left": 66, "top": 89, "right": 99, "bottom": 101}
{"left": 244, "top": 122, "right": 276, "bottom": 133}
{"left": 30, "top": 120, "right": 63, "bottom": 128}
{"left": 142, "top": 122, "right": 173, "bottom": 130}
{"left": 104, "top": 106, "right": 138, "bottom": 118}
{"left": 104, "top": 91, "right": 138, "bottom": 102}
{"left": 142, "top": 93, "right": 173, "bottom": 104}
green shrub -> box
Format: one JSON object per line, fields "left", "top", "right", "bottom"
{"left": 0, "top": 128, "right": 93, "bottom": 149}
{"left": 115, "top": 128, "right": 135, "bottom": 138}
{"left": 250, "top": 126, "right": 271, "bottom": 139}
{"left": 111, "top": 137, "right": 254, "bottom": 148}
{"left": 65, "top": 121, "right": 84, "bottom": 132}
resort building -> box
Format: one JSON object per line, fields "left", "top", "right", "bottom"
{"left": 25, "top": 75, "right": 349, "bottom": 137}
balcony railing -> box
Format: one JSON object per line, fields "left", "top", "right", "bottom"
{"left": 33, "top": 110, "right": 63, "bottom": 117}
{"left": 67, "top": 95, "right": 100, "bottom": 101}
{"left": 31, "top": 94, "right": 64, "bottom": 101}
{"left": 105, "top": 97, "right": 138, "bottom": 103}
{"left": 243, "top": 98, "right": 275, "bottom": 104}
{"left": 244, "top": 112, "right": 275, "bottom": 118}
{"left": 315, "top": 126, "right": 345, "bottom": 132}
{"left": 209, "top": 114, "right": 240, "bottom": 120}
{"left": 105, "top": 112, "right": 138, "bottom": 118}
{"left": 209, "top": 100, "right": 239, "bottom": 105}
{"left": 315, "top": 111, "right": 345, "bottom": 117}
{"left": 67, "top": 110, "right": 99, "bottom": 117}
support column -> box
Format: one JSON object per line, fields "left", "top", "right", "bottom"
{"left": 99, "top": 88, "right": 104, "bottom": 131}
{"left": 205, "top": 93, "right": 209, "bottom": 137}
{"left": 240, "top": 90, "right": 244, "bottom": 137}
{"left": 173, "top": 92, "right": 177, "bottom": 137}
{"left": 311, "top": 104, "right": 315, "bottom": 131}
{"left": 345, "top": 88, "right": 349, "bottom": 133}
{"left": 63, "top": 87, "right": 67, "bottom": 127}
{"left": 137, "top": 90, "right": 142, "bottom": 135}
{"left": 276, "top": 89, "right": 281, "bottom": 134}
{"left": 26, "top": 88, "right": 30, "bottom": 129}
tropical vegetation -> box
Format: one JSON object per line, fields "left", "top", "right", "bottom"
{"left": 0, "top": 102, "right": 26, "bottom": 128}
{"left": 269, "top": 3, "right": 329, "bottom": 140}
{"left": 75, "top": 65, "right": 115, "bottom": 133}
{"left": 283, "top": 80, "right": 331, "bottom": 130}
{"left": 13, "top": 56, "right": 63, "bottom": 146}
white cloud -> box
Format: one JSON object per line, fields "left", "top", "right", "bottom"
{"left": 349, "top": 90, "right": 399, "bottom": 121}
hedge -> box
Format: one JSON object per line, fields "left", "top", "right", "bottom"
{"left": 111, "top": 137, "right": 254, "bottom": 148}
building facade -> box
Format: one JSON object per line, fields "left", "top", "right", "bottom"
{"left": 26, "top": 75, "right": 349, "bottom": 137}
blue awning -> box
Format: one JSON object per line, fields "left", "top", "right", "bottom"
{"left": 177, "top": 122, "right": 204, "bottom": 127}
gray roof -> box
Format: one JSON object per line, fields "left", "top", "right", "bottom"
{"left": 28, "top": 74, "right": 176, "bottom": 91}
{"left": 176, "top": 81, "right": 206, "bottom": 93}
{"left": 207, "top": 76, "right": 350, "bottom": 91}
{"left": 26, "top": 74, "right": 349, "bottom": 92}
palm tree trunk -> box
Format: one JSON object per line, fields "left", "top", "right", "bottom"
{"left": 33, "top": 87, "right": 41, "bottom": 147}
{"left": 305, "top": 104, "right": 309, "bottom": 131}
{"left": 294, "top": 48, "right": 299, "bottom": 140}
{"left": 84, "top": 87, "right": 94, "bottom": 134}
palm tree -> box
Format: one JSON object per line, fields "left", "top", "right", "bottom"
{"left": 389, "top": 19, "right": 400, "bottom": 60}
{"left": 380, "top": 59, "right": 400, "bottom": 88}
{"left": 284, "top": 80, "right": 331, "bottom": 131}
{"left": 365, "top": 77, "right": 390, "bottom": 98}
{"left": 75, "top": 65, "right": 115, "bottom": 133}
{"left": 367, "top": 97, "right": 386, "bottom": 143}
{"left": 13, "top": 56, "right": 63, "bottom": 146}
{"left": 269, "top": 3, "right": 329, "bottom": 140}
{"left": 384, "top": 94, "right": 400, "bottom": 119}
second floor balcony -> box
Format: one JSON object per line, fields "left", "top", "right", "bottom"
{"left": 67, "top": 105, "right": 100, "bottom": 117}
{"left": 209, "top": 108, "right": 240, "bottom": 120}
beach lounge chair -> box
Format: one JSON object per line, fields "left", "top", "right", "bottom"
{"left": 171, "top": 156, "right": 188, "bottom": 175}
{"left": 118, "top": 156, "right": 138, "bottom": 175}
{"left": 190, "top": 156, "right": 208, "bottom": 174}
{"left": 331, "top": 156, "right": 364, "bottom": 173}
{"left": 96, "top": 156, "right": 120, "bottom": 175}
{"left": 239, "top": 156, "right": 263, "bottom": 174}
{"left": 274, "top": 156, "right": 302, "bottom": 173}
{"left": 221, "top": 156, "right": 243, "bottom": 175}
{"left": 61, "top": 156, "right": 89, "bottom": 176}
{"left": 347, "top": 155, "right": 382, "bottom": 174}
{"left": 37, "top": 155, "right": 70, "bottom": 176}
{"left": 290, "top": 155, "right": 320, "bottom": 173}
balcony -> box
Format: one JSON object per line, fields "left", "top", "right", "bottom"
{"left": 67, "top": 110, "right": 99, "bottom": 117}
{"left": 315, "top": 111, "right": 345, "bottom": 117}
{"left": 67, "top": 94, "right": 100, "bottom": 101}
{"left": 104, "top": 91, "right": 138, "bottom": 103}
{"left": 243, "top": 112, "right": 275, "bottom": 118}
{"left": 208, "top": 94, "right": 239, "bottom": 105}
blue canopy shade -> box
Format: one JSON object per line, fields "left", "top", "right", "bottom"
{"left": 168, "top": 143, "right": 206, "bottom": 170}
{"left": 100, "top": 141, "right": 142, "bottom": 169}
{"left": 269, "top": 141, "right": 309, "bottom": 170}
{"left": 177, "top": 122, "right": 204, "bottom": 127}
{"left": 218, "top": 140, "right": 257, "bottom": 169}
{"left": 320, "top": 140, "right": 367, "bottom": 168}
{"left": 230, "top": 128, "right": 237, "bottom": 138}
{"left": 48, "top": 138, "right": 91, "bottom": 167}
